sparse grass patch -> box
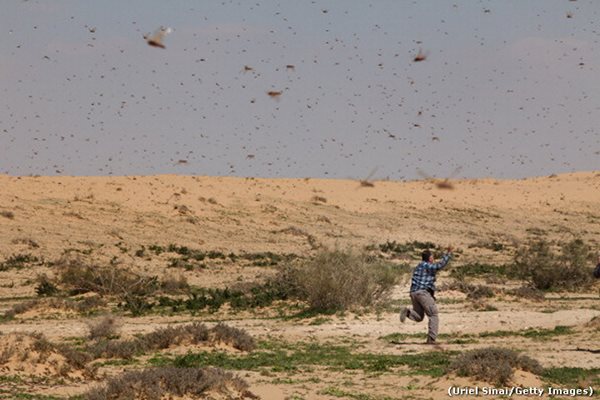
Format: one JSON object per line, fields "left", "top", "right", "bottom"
{"left": 240, "top": 251, "right": 298, "bottom": 266}
{"left": 449, "top": 347, "right": 543, "bottom": 385}
{"left": 320, "top": 386, "right": 402, "bottom": 400}
{"left": 163, "top": 340, "right": 453, "bottom": 376}
{"left": 0, "top": 254, "right": 43, "bottom": 271}
{"left": 11, "top": 238, "right": 40, "bottom": 248}
{"left": 506, "top": 285, "right": 545, "bottom": 301}
{"left": 468, "top": 240, "right": 505, "bottom": 252}
{"left": 449, "top": 263, "right": 509, "bottom": 279}
{"left": 381, "top": 332, "right": 478, "bottom": 345}
{"left": 10, "top": 394, "right": 70, "bottom": 400}
{"left": 542, "top": 367, "right": 600, "bottom": 386}
{"left": 478, "top": 325, "right": 573, "bottom": 340}
{"left": 156, "top": 271, "right": 300, "bottom": 314}
{"left": 3, "top": 296, "right": 107, "bottom": 319}
{"left": 141, "top": 244, "right": 299, "bottom": 269}
{"left": 383, "top": 326, "right": 573, "bottom": 344}
{"left": 367, "top": 240, "right": 441, "bottom": 260}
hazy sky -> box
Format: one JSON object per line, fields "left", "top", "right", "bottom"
{"left": 1, "top": 0, "right": 599, "bottom": 180}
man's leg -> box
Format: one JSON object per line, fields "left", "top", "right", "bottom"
{"left": 412, "top": 291, "right": 438, "bottom": 342}
{"left": 407, "top": 291, "right": 425, "bottom": 322}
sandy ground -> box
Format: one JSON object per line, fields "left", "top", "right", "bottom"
{"left": 0, "top": 172, "right": 599, "bottom": 399}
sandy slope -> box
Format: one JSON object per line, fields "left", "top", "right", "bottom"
{"left": 1, "top": 171, "right": 599, "bottom": 260}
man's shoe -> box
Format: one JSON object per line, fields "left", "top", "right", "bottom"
{"left": 426, "top": 338, "right": 443, "bottom": 349}
{"left": 399, "top": 308, "right": 410, "bottom": 323}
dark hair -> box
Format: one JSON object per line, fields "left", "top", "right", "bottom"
{"left": 422, "top": 250, "right": 432, "bottom": 261}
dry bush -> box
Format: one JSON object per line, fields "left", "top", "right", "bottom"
{"left": 506, "top": 285, "right": 545, "bottom": 301}
{"left": 444, "top": 281, "right": 495, "bottom": 300}
{"left": 3, "top": 299, "right": 39, "bottom": 319}
{"left": 211, "top": 323, "right": 256, "bottom": 351}
{"left": 55, "top": 343, "right": 92, "bottom": 372}
{"left": 11, "top": 237, "right": 39, "bottom": 248}
{"left": 0, "top": 210, "right": 15, "bottom": 219}
{"left": 88, "top": 316, "right": 120, "bottom": 340}
{"left": 55, "top": 256, "right": 158, "bottom": 297}
{"left": 288, "top": 248, "right": 398, "bottom": 311}
{"left": 75, "top": 295, "right": 107, "bottom": 312}
{"left": 0, "top": 332, "right": 93, "bottom": 378}
{"left": 449, "top": 347, "right": 543, "bottom": 385}
{"left": 88, "top": 338, "right": 146, "bottom": 360}
{"left": 87, "top": 322, "right": 251, "bottom": 360}
{"left": 160, "top": 274, "right": 190, "bottom": 293}
{"left": 586, "top": 316, "right": 600, "bottom": 329}
{"left": 311, "top": 195, "right": 327, "bottom": 203}
{"left": 267, "top": 264, "right": 304, "bottom": 299}
{"left": 142, "top": 323, "right": 209, "bottom": 349}
{"left": 513, "top": 238, "right": 594, "bottom": 291}
{"left": 85, "top": 367, "right": 254, "bottom": 400}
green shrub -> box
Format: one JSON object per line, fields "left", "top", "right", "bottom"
{"left": 450, "top": 263, "right": 509, "bottom": 279}
{"left": 158, "top": 278, "right": 294, "bottom": 313}
{"left": 513, "top": 238, "right": 594, "bottom": 290}
{"left": 121, "top": 295, "right": 154, "bottom": 316}
{"left": 35, "top": 274, "right": 59, "bottom": 297}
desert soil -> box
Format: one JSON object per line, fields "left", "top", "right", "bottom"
{"left": 0, "top": 172, "right": 599, "bottom": 399}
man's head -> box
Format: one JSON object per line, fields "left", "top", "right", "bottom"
{"left": 422, "top": 250, "right": 433, "bottom": 262}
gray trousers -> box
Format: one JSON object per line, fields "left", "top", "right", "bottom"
{"left": 408, "top": 290, "right": 439, "bottom": 342}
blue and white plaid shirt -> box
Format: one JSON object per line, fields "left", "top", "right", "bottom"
{"left": 410, "top": 253, "right": 452, "bottom": 293}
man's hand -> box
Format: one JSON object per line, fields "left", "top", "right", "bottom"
{"left": 446, "top": 246, "right": 453, "bottom": 253}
